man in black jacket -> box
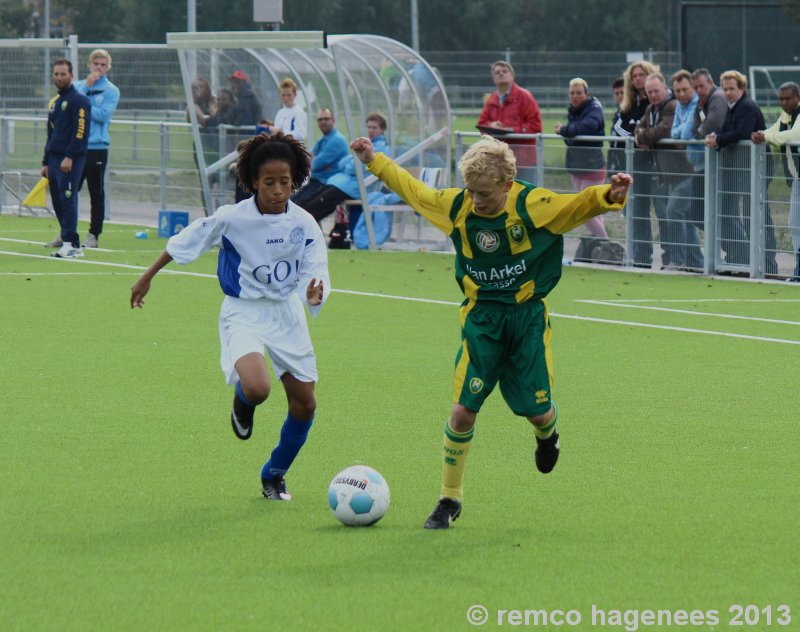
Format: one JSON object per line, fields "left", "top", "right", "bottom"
{"left": 705, "top": 70, "right": 777, "bottom": 273}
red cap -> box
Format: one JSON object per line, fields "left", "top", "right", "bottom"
{"left": 230, "top": 70, "right": 249, "bottom": 82}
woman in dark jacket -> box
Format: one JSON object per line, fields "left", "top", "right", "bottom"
{"left": 555, "top": 78, "right": 608, "bottom": 237}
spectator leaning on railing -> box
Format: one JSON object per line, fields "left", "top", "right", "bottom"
{"left": 666, "top": 69, "right": 704, "bottom": 271}
{"left": 607, "top": 77, "right": 626, "bottom": 177}
{"left": 555, "top": 77, "right": 608, "bottom": 238}
{"left": 752, "top": 81, "right": 800, "bottom": 280}
{"left": 633, "top": 72, "right": 678, "bottom": 268}
{"left": 705, "top": 70, "right": 777, "bottom": 274}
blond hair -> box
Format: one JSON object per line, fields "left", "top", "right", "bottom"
{"left": 720, "top": 70, "right": 747, "bottom": 90}
{"left": 279, "top": 77, "right": 297, "bottom": 94}
{"left": 569, "top": 77, "right": 588, "bottom": 92}
{"left": 88, "top": 48, "right": 112, "bottom": 69}
{"left": 459, "top": 137, "right": 516, "bottom": 186}
{"left": 620, "top": 60, "right": 660, "bottom": 113}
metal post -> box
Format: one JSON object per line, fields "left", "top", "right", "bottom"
{"left": 159, "top": 123, "right": 167, "bottom": 211}
{"left": 749, "top": 142, "right": 765, "bottom": 279}
{"left": 624, "top": 137, "right": 635, "bottom": 267}
{"left": 44, "top": 0, "right": 51, "bottom": 110}
{"left": 535, "top": 134, "right": 544, "bottom": 187}
{"left": 0, "top": 117, "right": 6, "bottom": 212}
{"left": 703, "top": 146, "right": 718, "bottom": 275}
{"left": 67, "top": 34, "right": 79, "bottom": 73}
{"left": 455, "top": 132, "right": 463, "bottom": 188}
{"left": 132, "top": 112, "right": 138, "bottom": 161}
{"left": 410, "top": 0, "right": 419, "bottom": 52}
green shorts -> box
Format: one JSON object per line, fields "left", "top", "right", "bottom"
{"left": 452, "top": 299, "right": 553, "bottom": 417}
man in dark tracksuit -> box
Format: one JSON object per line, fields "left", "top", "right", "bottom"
{"left": 41, "top": 59, "right": 91, "bottom": 257}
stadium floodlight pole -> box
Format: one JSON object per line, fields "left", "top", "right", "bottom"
{"left": 410, "top": 0, "right": 419, "bottom": 51}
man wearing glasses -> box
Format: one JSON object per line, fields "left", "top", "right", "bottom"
{"left": 291, "top": 109, "right": 349, "bottom": 208}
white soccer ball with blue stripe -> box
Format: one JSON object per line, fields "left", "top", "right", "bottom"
{"left": 328, "top": 465, "right": 390, "bottom": 526}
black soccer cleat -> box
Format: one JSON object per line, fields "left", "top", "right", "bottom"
{"left": 261, "top": 476, "right": 292, "bottom": 501}
{"left": 230, "top": 392, "right": 255, "bottom": 440}
{"left": 423, "top": 497, "right": 462, "bottom": 529}
{"left": 535, "top": 431, "right": 560, "bottom": 474}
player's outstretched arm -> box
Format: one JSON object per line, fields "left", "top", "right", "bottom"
{"left": 607, "top": 173, "right": 633, "bottom": 204}
{"left": 130, "top": 250, "right": 173, "bottom": 309}
{"left": 350, "top": 137, "right": 375, "bottom": 164}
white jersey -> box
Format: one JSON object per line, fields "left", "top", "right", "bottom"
{"left": 167, "top": 197, "right": 330, "bottom": 315}
{"left": 273, "top": 104, "right": 308, "bottom": 142}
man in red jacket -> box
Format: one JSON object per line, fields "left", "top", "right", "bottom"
{"left": 477, "top": 61, "right": 542, "bottom": 183}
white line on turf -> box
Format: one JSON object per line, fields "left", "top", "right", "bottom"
{"left": 1, "top": 249, "right": 798, "bottom": 345}
{"left": 554, "top": 313, "right": 800, "bottom": 345}
{"left": 0, "top": 237, "right": 116, "bottom": 252}
{"left": 0, "top": 250, "right": 213, "bottom": 278}
{"left": 578, "top": 298, "right": 800, "bottom": 303}
{"left": 576, "top": 299, "right": 800, "bottom": 326}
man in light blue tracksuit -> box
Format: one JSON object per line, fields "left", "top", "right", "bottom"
{"left": 75, "top": 49, "right": 120, "bottom": 248}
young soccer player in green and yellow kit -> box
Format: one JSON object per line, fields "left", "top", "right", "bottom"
{"left": 350, "top": 135, "right": 633, "bottom": 529}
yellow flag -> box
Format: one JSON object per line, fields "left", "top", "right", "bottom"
{"left": 22, "top": 177, "right": 49, "bottom": 208}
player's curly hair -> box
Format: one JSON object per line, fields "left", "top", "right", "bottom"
{"left": 458, "top": 136, "right": 516, "bottom": 186}
{"left": 236, "top": 131, "right": 311, "bottom": 194}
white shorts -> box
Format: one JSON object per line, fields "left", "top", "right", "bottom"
{"left": 218, "top": 294, "right": 317, "bottom": 386}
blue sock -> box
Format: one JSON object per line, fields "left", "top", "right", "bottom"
{"left": 236, "top": 382, "right": 254, "bottom": 408}
{"left": 261, "top": 413, "right": 314, "bottom": 480}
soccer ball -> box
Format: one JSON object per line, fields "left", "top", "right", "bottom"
{"left": 327, "top": 465, "right": 390, "bottom": 526}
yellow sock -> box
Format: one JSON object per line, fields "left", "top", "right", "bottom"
{"left": 533, "top": 401, "right": 558, "bottom": 439}
{"left": 440, "top": 420, "right": 474, "bottom": 500}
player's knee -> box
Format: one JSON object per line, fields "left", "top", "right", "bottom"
{"left": 244, "top": 380, "right": 270, "bottom": 405}
{"left": 528, "top": 405, "right": 554, "bottom": 428}
{"left": 450, "top": 404, "right": 477, "bottom": 432}
{"left": 290, "top": 395, "right": 316, "bottom": 420}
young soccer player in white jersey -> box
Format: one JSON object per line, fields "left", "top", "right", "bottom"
{"left": 131, "top": 132, "right": 330, "bottom": 501}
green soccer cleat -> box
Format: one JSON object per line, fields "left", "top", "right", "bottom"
{"left": 423, "top": 497, "right": 462, "bottom": 529}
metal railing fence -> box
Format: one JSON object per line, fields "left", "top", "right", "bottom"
{"left": 455, "top": 131, "right": 798, "bottom": 279}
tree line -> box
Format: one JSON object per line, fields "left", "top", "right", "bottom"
{"left": 2, "top": 0, "right": 797, "bottom": 51}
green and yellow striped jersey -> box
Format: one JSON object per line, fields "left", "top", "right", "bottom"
{"left": 367, "top": 153, "right": 626, "bottom": 306}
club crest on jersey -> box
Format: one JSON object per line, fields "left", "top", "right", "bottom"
{"left": 61, "top": 101, "right": 68, "bottom": 110}
{"left": 507, "top": 224, "right": 526, "bottom": 244}
{"left": 476, "top": 230, "right": 499, "bottom": 253}
{"left": 469, "top": 377, "right": 484, "bottom": 394}
{"left": 290, "top": 228, "right": 304, "bottom": 244}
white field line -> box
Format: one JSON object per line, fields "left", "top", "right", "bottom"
{"left": 0, "top": 236, "right": 116, "bottom": 252}
{"left": 577, "top": 299, "right": 800, "bottom": 326}
{"left": 580, "top": 298, "right": 800, "bottom": 303}
{"left": 1, "top": 249, "right": 799, "bottom": 345}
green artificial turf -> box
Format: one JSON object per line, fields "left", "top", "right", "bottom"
{"left": 1, "top": 215, "right": 798, "bottom": 631}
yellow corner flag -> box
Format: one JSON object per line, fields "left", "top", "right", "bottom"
{"left": 22, "top": 177, "right": 49, "bottom": 209}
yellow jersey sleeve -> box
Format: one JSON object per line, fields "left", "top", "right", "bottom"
{"left": 367, "top": 153, "right": 462, "bottom": 234}
{"left": 526, "top": 184, "right": 627, "bottom": 235}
